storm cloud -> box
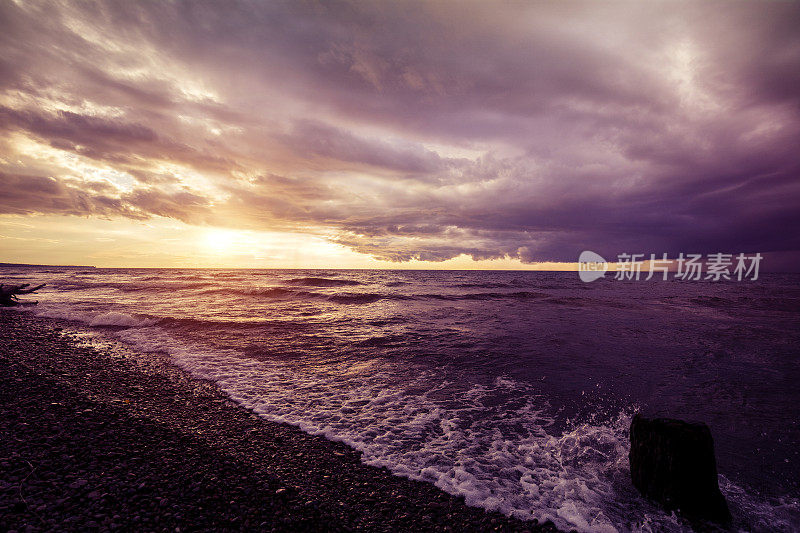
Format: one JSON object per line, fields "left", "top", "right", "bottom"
{"left": 1, "top": 0, "right": 799, "bottom": 263}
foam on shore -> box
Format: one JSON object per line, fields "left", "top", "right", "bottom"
{"left": 107, "top": 324, "right": 670, "bottom": 532}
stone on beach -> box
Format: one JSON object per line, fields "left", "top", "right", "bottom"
{"left": 629, "top": 413, "right": 731, "bottom": 525}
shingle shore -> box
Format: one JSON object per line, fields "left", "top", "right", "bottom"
{"left": 0, "top": 311, "right": 562, "bottom": 532}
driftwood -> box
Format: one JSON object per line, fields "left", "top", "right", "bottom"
{"left": 0, "top": 283, "right": 46, "bottom": 307}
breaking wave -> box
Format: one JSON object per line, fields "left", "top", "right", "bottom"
{"left": 106, "top": 326, "right": 650, "bottom": 531}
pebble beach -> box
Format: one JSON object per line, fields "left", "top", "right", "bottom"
{"left": 0, "top": 310, "right": 562, "bottom": 532}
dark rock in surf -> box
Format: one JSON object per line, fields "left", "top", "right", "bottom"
{"left": 629, "top": 413, "right": 731, "bottom": 525}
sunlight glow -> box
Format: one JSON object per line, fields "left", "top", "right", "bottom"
{"left": 204, "top": 229, "right": 246, "bottom": 254}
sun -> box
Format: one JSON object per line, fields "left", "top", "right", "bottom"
{"left": 204, "top": 229, "right": 238, "bottom": 253}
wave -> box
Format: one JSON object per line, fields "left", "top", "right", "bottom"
{"left": 102, "top": 326, "right": 690, "bottom": 533}
{"left": 136, "top": 274, "right": 213, "bottom": 282}
{"left": 286, "top": 277, "right": 363, "bottom": 287}
{"left": 455, "top": 282, "right": 514, "bottom": 289}
{"left": 460, "top": 291, "right": 545, "bottom": 300}
{"left": 35, "top": 307, "right": 157, "bottom": 328}
{"left": 356, "top": 334, "right": 408, "bottom": 347}
{"left": 196, "top": 286, "right": 389, "bottom": 305}
{"left": 417, "top": 291, "right": 547, "bottom": 301}
{"left": 89, "top": 311, "right": 158, "bottom": 327}
{"left": 323, "top": 291, "right": 546, "bottom": 304}
{"left": 191, "top": 287, "right": 549, "bottom": 304}
{"left": 327, "top": 292, "right": 390, "bottom": 304}
{"left": 198, "top": 286, "right": 300, "bottom": 298}
{"left": 691, "top": 295, "right": 800, "bottom": 313}
{"left": 112, "top": 327, "right": 800, "bottom": 532}
{"left": 51, "top": 280, "right": 219, "bottom": 292}
{"left": 211, "top": 272, "right": 243, "bottom": 278}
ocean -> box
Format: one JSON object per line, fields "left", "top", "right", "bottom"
{"left": 3, "top": 267, "right": 799, "bottom": 532}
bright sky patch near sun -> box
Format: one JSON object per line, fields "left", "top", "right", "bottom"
{"left": 1, "top": 1, "right": 799, "bottom": 269}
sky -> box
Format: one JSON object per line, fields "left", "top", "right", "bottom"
{"left": 1, "top": 0, "right": 799, "bottom": 269}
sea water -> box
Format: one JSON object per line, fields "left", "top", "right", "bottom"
{"left": 3, "top": 267, "right": 799, "bottom": 532}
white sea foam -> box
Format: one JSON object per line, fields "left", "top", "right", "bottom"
{"left": 721, "top": 477, "right": 800, "bottom": 532}
{"left": 34, "top": 305, "right": 156, "bottom": 328}
{"left": 108, "top": 325, "right": 678, "bottom": 532}
{"left": 89, "top": 311, "right": 157, "bottom": 327}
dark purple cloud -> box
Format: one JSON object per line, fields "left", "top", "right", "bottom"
{"left": 0, "top": 171, "right": 138, "bottom": 218}
{"left": 0, "top": 171, "right": 213, "bottom": 225}
{"left": 1, "top": 0, "right": 799, "bottom": 265}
